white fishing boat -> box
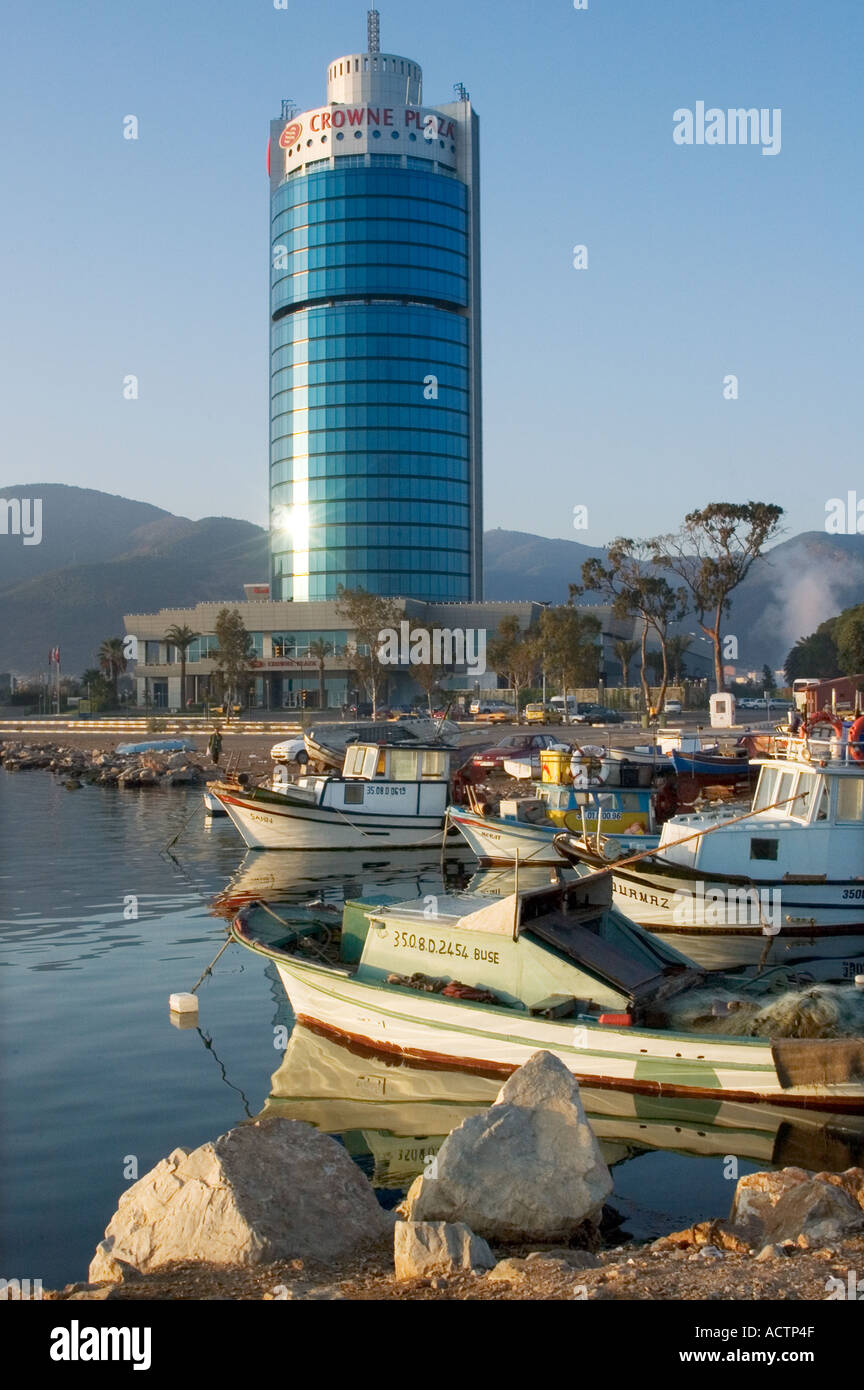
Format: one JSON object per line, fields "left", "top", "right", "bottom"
{"left": 210, "top": 740, "right": 457, "bottom": 851}
{"left": 449, "top": 779, "right": 662, "bottom": 867}
{"left": 553, "top": 722, "right": 864, "bottom": 973}
{"left": 449, "top": 800, "right": 658, "bottom": 867}
{"left": 232, "top": 876, "right": 864, "bottom": 1111}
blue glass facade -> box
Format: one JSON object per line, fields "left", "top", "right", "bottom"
{"left": 269, "top": 66, "right": 481, "bottom": 603}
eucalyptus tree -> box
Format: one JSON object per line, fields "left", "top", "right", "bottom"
{"left": 651, "top": 503, "right": 783, "bottom": 693}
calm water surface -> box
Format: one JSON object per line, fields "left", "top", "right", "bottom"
{"left": 2, "top": 769, "right": 862, "bottom": 1286}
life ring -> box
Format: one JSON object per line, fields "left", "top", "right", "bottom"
{"left": 803, "top": 709, "right": 843, "bottom": 740}
{"left": 849, "top": 715, "right": 864, "bottom": 763}
{"left": 569, "top": 747, "right": 608, "bottom": 785}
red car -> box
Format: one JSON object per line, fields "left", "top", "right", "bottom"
{"left": 460, "top": 732, "right": 570, "bottom": 777}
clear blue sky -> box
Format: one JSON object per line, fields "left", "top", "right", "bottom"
{"left": 2, "top": 0, "right": 861, "bottom": 547}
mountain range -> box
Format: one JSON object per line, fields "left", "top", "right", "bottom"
{"left": 2, "top": 485, "right": 862, "bottom": 676}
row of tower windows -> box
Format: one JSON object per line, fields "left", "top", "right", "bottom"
{"left": 328, "top": 57, "right": 420, "bottom": 79}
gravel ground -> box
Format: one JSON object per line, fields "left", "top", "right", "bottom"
{"left": 44, "top": 1234, "right": 864, "bottom": 1302}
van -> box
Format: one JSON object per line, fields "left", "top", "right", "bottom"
{"left": 549, "top": 697, "right": 592, "bottom": 720}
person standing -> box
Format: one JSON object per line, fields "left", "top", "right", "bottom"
{"left": 208, "top": 726, "right": 223, "bottom": 765}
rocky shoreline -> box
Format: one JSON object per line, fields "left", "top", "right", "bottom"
{"left": 44, "top": 1233, "right": 864, "bottom": 1302}
{"left": 29, "top": 1052, "right": 864, "bottom": 1304}
{"left": 0, "top": 740, "right": 213, "bottom": 789}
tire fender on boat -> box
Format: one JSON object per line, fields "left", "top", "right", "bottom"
{"left": 849, "top": 714, "right": 864, "bottom": 763}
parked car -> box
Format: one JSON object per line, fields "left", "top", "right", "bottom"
{"left": 524, "top": 703, "right": 564, "bottom": 724}
{"left": 462, "top": 732, "right": 570, "bottom": 776}
{"left": 664, "top": 699, "right": 682, "bottom": 715}
{"left": 571, "top": 704, "right": 625, "bottom": 725}
{"left": 211, "top": 703, "right": 242, "bottom": 716}
{"left": 270, "top": 737, "right": 309, "bottom": 765}
{"left": 471, "top": 701, "right": 517, "bottom": 722}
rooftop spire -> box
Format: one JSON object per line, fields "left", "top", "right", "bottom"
{"left": 367, "top": 8, "right": 380, "bottom": 53}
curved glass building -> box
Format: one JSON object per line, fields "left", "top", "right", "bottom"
{"left": 268, "top": 19, "right": 482, "bottom": 601}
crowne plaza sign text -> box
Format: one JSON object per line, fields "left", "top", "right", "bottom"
{"left": 280, "top": 106, "right": 457, "bottom": 147}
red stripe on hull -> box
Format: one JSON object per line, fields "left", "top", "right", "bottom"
{"left": 293, "top": 1015, "right": 864, "bottom": 1113}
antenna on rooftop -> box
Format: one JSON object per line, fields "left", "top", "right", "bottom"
{"left": 367, "top": 8, "right": 380, "bottom": 53}
{"left": 281, "top": 98, "right": 297, "bottom": 120}
{"left": 454, "top": 82, "right": 469, "bottom": 102}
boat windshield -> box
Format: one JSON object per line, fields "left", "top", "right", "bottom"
{"left": 837, "top": 777, "right": 864, "bottom": 822}
{"left": 789, "top": 770, "right": 818, "bottom": 820}
{"left": 753, "top": 766, "right": 800, "bottom": 817}
{"left": 752, "top": 767, "right": 778, "bottom": 813}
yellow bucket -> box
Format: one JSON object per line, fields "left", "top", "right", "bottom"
{"left": 540, "top": 749, "right": 572, "bottom": 784}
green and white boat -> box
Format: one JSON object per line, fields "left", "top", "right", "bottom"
{"left": 232, "top": 876, "right": 864, "bottom": 1112}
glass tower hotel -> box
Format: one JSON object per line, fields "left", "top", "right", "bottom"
{"left": 127, "top": 16, "right": 591, "bottom": 711}
{"left": 268, "top": 12, "right": 483, "bottom": 603}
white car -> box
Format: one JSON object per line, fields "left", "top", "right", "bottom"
{"left": 664, "top": 700, "right": 682, "bottom": 715}
{"left": 270, "top": 737, "right": 309, "bottom": 765}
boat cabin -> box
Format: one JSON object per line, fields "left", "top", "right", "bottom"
{"left": 341, "top": 742, "right": 451, "bottom": 785}
{"left": 339, "top": 879, "right": 702, "bottom": 1022}
{"left": 658, "top": 751, "right": 864, "bottom": 877}
{"left": 262, "top": 740, "right": 453, "bottom": 822}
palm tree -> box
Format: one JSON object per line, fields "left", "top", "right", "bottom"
{"left": 307, "top": 639, "right": 333, "bottom": 711}
{"left": 164, "top": 624, "right": 199, "bottom": 710}
{"left": 98, "top": 638, "right": 127, "bottom": 706}
{"left": 614, "top": 639, "right": 638, "bottom": 689}
{"left": 81, "top": 667, "right": 112, "bottom": 713}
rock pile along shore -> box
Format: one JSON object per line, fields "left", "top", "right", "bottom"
{"left": 0, "top": 741, "right": 212, "bottom": 789}
{"left": 35, "top": 1050, "right": 864, "bottom": 1303}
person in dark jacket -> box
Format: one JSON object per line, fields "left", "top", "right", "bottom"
{"left": 208, "top": 727, "right": 223, "bottom": 764}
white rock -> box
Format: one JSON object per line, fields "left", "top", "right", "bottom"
{"left": 393, "top": 1221, "right": 494, "bottom": 1281}
{"left": 404, "top": 1050, "right": 612, "bottom": 1242}
{"left": 89, "top": 1117, "right": 391, "bottom": 1282}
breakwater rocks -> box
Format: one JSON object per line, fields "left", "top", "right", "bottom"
{"left": 42, "top": 1049, "right": 864, "bottom": 1302}
{"left": 0, "top": 741, "right": 211, "bottom": 788}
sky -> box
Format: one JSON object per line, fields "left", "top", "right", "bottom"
{"left": 2, "top": 0, "right": 861, "bottom": 549}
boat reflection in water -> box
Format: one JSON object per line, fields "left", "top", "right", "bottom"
{"left": 260, "top": 1021, "right": 864, "bottom": 1204}
{"left": 210, "top": 845, "right": 472, "bottom": 917}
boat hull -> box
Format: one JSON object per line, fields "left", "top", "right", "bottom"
{"left": 213, "top": 785, "right": 448, "bottom": 850}
{"left": 450, "top": 806, "right": 658, "bottom": 866}
{"left": 670, "top": 750, "right": 755, "bottom": 779}
{"left": 257, "top": 951, "right": 863, "bottom": 1110}
{"left": 587, "top": 859, "right": 864, "bottom": 972}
